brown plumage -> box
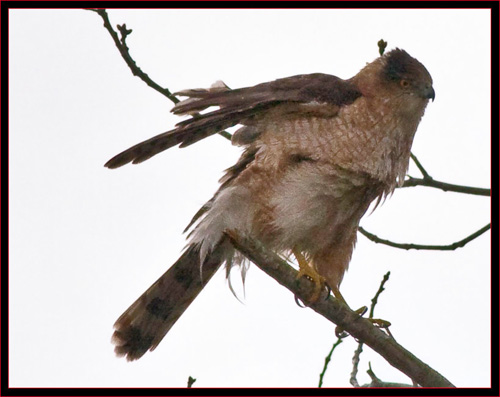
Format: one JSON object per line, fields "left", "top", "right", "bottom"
{"left": 107, "top": 48, "right": 434, "bottom": 360}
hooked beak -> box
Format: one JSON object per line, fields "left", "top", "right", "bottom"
{"left": 423, "top": 85, "right": 435, "bottom": 101}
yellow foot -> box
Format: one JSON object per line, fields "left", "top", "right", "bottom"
{"left": 330, "top": 288, "right": 392, "bottom": 337}
{"left": 293, "top": 249, "right": 326, "bottom": 303}
{"left": 368, "top": 318, "right": 392, "bottom": 329}
{"left": 336, "top": 317, "right": 392, "bottom": 338}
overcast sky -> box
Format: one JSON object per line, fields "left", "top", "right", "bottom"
{"left": 9, "top": 9, "right": 491, "bottom": 388}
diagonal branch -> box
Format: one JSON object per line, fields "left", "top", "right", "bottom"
{"left": 359, "top": 223, "right": 490, "bottom": 251}
{"left": 226, "top": 232, "right": 455, "bottom": 388}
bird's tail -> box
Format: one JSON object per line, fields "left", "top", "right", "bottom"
{"left": 112, "top": 242, "right": 226, "bottom": 361}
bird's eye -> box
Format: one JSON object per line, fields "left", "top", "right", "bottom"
{"left": 400, "top": 79, "right": 410, "bottom": 88}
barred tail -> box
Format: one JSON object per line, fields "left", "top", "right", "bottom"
{"left": 112, "top": 243, "right": 225, "bottom": 361}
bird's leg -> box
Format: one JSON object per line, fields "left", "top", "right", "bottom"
{"left": 293, "top": 249, "right": 326, "bottom": 302}
{"left": 331, "top": 285, "right": 366, "bottom": 338}
{"left": 330, "top": 285, "right": 367, "bottom": 314}
{"left": 292, "top": 250, "right": 391, "bottom": 334}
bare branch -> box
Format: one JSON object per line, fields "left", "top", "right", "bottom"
{"left": 89, "top": 9, "right": 233, "bottom": 142}
{"left": 369, "top": 271, "right": 390, "bottom": 319}
{"left": 350, "top": 342, "right": 363, "bottom": 387}
{"left": 361, "top": 362, "right": 415, "bottom": 388}
{"left": 359, "top": 223, "right": 490, "bottom": 251}
{"left": 410, "top": 153, "right": 432, "bottom": 180}
{"left": 89, "top": 9, "right": 180, "bottom": 104}
{"left": 401, "top": 176, "right": 490, "bottom": 196}
{"left": 406, "top": 153, "right": 490, "bottom": 196}
{"left": 351, "top": 272, "right": 391, "bottom": 387}
{"left": 364, "top": 154, "right": 490, "bottom": 253}
{"left": 227, "top": 232, "right": 455, "bottom": 387}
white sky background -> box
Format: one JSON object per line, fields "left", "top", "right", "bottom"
{"left": 9, "top": 9, "right": 491, "bottom": 388}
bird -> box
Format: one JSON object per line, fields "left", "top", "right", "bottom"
{"left": 106, "top": 48, "right": 434, "bottom": 361}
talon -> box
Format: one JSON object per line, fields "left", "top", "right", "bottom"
{"left": 326, "top": 287, "right": 392, "bottom": 338}
{"left": 293, "top": 249, "right": 326, "bottom": 302}
{"left": 335, "top": 325, "right": 349, "bottom": 339}
{"left": 352, "top": 306, "right": 391, "bottom": 329}
{"left": 324, "top": 284, "right": 331, "bottom": 301}
{"left": 354, "top": 306, "right": 368, "bottom": 317}
{"left": 294, "top": 294, "right": 306, "bottom": 308}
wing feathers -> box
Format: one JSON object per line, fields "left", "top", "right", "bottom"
{"left": 104, "top": 129, "right": 183, "bottom": 169}
{"left": 105, "top": 73, "right": 362, "bottom": 168}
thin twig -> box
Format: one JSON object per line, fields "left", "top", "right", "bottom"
{"left": 359, "top": 223, "right": 490, "bottom": 251}
{"left": 362, "top": 362, "right": 415, "bottom": 388}
{"left": 350, "top": 342, "right": 363, "bottom": 387}
{"left": 406, "top": 153, "right": 490, "bottom": 196}
{"left": 187, "top": 376, "right": 196, "bottom": 388}
{"left": 227, "top": 232, "right": 455, "bottom": 387}
{"left": 369, "top": 272, "right": 390, "bottom": 319}
{"left": 352, "top": 276, "right": 415, "bottom": 388}
{"left": 377, "top": 39, "right": 388, "bottom": 56}
{"left": 89, "top": 9, "right": 233, "bottom": 142}
{"left": 410, "top": 153, "right": 432, "bottom": 180}
{"left": 214, "top": 130, "right": 233, "bottom": 141}
{"left": 350, "top": 272, "right": 391, "bottom": 387}
{"left": 327, "top": 274, "right": 391, "bottom": 388}
{"left": 401, "top": 176, "right": 490, "bottom": 196}
{"left": 89, "top": 9, "right": 180, "bottom": 103}
{"left": 318, "top": 338, "right": 343, "bottom": 387}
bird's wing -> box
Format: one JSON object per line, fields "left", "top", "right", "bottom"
{"left": 104, "top": 74, "right": 361, "bottom": 169}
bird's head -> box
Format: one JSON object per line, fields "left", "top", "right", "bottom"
{"left": 353, "top": 48, "right": 435, "bottom": 110}
{"left": 382, "top": 48, "right": 435, "bottom": 102}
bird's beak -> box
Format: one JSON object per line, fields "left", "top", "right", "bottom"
{"left": 424, "top": 85, "right": 435, "bottom": 101}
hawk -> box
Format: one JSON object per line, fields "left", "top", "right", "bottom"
{"left": 106, "top": 48, "right": 434, "bottom": 361}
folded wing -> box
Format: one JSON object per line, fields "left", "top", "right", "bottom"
{"left": 104, "top": 74, "right": 361, "bottom": 169}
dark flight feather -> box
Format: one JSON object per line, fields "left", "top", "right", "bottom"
{"left": 104, "top": 74, "right": 361, "bottom": 169}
